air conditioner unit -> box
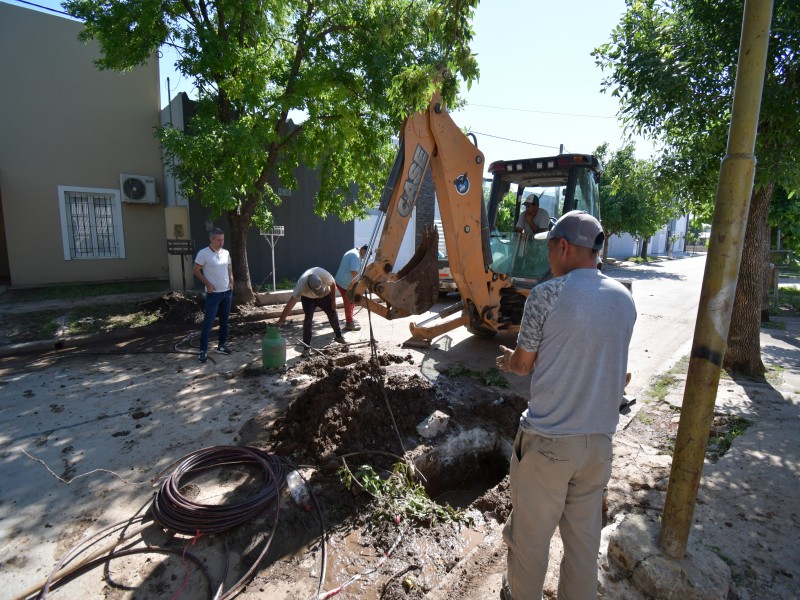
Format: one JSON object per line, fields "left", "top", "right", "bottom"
{"left": 120, "top": 174, "right": 158, "bottom": 204}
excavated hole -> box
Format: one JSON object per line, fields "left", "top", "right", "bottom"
{"left": 415, "top": 430, "right": 510, "bottom": 509}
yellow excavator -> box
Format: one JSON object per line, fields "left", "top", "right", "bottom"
{"left": 351, "top": 91, "right": 603, "bottom": 342}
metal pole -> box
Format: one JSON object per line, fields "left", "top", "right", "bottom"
{"left": 658, "top": 0, "right": 773, "bottom": 559}
{"left": 271, "top": 238, "right": 277, "bottom": 292}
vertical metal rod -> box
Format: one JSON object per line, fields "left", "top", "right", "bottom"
{"left": 271, "top": 238, "right": 277, "bottom": 292}
{"left": 658, "top": 0, "right": 774, "bottom": 559}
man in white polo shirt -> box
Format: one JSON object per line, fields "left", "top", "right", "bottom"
{"left": 193, "top": 227, "right": 233, "bottom": 363}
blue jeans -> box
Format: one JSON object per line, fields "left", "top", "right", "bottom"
{"left": 200, "top": 289, "right": 232, "bottom": 352}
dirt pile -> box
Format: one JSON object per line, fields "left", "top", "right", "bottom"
{"left": 139, "top": 291, "right": 204, "bottom": 324}
{"left": 272, "top": 353, "right": 438, "bottom": 463}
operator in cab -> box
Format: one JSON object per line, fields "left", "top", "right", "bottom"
{"left": 515, "top": 195, "right": 550, "bottom": 235}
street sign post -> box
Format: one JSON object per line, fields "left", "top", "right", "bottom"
{"left": 167, "top": 239, "right": 195, "bottom": 292}
{"left": 260, "top": 226, "right": 285, "bottom": 292}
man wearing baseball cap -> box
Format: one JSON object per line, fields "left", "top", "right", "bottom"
{"left": 496, "top": 210, "right": 636, "bottom": 599}
{"left": 514, "top": 194, "right": 550, "bottom": 235}
{"left": 276, "top": 267, "right": 346, "bottom": 357}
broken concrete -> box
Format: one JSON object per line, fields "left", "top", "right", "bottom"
{"left": 608, "top": 514, "right": 731, "bottom": 600}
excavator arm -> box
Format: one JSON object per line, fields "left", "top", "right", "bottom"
{"left": 351, "top": 92, "right": 513, "bottom": 339}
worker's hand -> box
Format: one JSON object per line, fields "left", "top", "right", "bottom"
{"left": 496, "top": 345, "right": 514, "bottom": 372}
{"left": 276, "top": 318, "right": 286, "bottom": 328}
{"left": 205, "top": 283, "right": 216, "bottom": 293}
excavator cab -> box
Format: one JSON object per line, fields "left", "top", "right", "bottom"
{"left": 485, "top": 154, "right": 603, "bottom": 287}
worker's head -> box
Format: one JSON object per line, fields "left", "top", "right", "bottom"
{"left": 359, "top": 244, "right": 368, "bottom": 258}
{"left": 208, "top": 227, "right": 225, "bottom": 251}
{"left": 307, "top": 273, "right": 327, "bottom": 294}
{"left": 524, "top": 196, "right": 540, "bottom": 214}
{"left": 535, "top": 211, "right": 604, "bottom": 275}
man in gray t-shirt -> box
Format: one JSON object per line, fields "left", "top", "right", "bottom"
{"left": 276, "top": 267, "right": 346, "bottom": 357}
{"left": 496, "top": 211, "right": 636, "bottom": 600}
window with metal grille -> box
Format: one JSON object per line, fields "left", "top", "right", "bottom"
{"left": 58, "top": 186, "right": 126, "bottom": 260}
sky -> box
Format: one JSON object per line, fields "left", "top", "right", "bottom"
{"left": 8, "top": 0, "right": 658, "bottom": 164}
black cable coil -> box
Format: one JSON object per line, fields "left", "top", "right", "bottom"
{"left": 151, "top": 445, "right": 289, "bottom": 535}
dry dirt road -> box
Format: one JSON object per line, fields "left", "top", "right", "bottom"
{"left": 0, "top": 255, "right": 729, "bottom": 599}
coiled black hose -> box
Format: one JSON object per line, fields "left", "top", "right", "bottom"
{"left": 151, "top": 445, "right": 288, "bottom": 535}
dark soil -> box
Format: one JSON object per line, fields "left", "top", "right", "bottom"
{"left": 232, "top": 350, "right": 523, "bottom": 599}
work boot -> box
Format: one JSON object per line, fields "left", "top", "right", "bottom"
{"left": 334, "top": 335, "right": 347, "bottom": 344}
{"left": 216, "top": 345, "right": 231, "bottom": 355}
{"left": 198, "top": 351, "right": 207, "bottom": 363}
{"left": 344, "top": 321, "right": 360, "bottom": 331}
{"left": 302, "top": 347, "right": 311, "bottom": 358}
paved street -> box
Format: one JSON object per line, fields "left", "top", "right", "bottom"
{"left": 0, "top": 254, "right": 732, "bottom": 599}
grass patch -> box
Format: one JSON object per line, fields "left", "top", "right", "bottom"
{"left": 626, "top": 256, "right": 660, "bottom": 264}
{"left": 66, "top": 305, "right": 161, "bottom": 336}
{"left": 443, "top": 364, "right": 508, "bottom": 388}
{"left": 765, "top": 363, "right": 784, "bottom": 386}
{"left": 707, "top": 415, "right": 751, "bottom": 462}
{"left": 761, "top": 320, "right": 786, "bottom": 330}
{"left": 770, "top": 285, "right": 800, "bottom": 315}
{"left": 3, "top": 280, "right": 167, "bottom": 303}
{"left": 647, "top": 373, "right": 680, "bottom": 402}
{"left": 706, "top": 544, "right": 735, "bottom": 566}
{"left": 667, "top": 355, "right": 690, "bottom": 375}
{"left": 0, "top": 304, "right": 162, "bottom": 343}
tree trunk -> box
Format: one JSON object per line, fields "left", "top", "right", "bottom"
{"left": 723, "top": 183, "right": 774, "bottom": 376}
{"left": 226, "top": 210, "right": 257, "bottom": 306}
{"left": 640, "top": 237, "right": 649, "bottom": 260}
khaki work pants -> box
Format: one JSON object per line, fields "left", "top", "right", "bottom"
{"left": 503, "top": 429, "right": 612, "bottom": 599}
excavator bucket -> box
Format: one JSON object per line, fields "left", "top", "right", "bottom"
{"left": 378, "top": 226, "right": 440, "bottom": 316}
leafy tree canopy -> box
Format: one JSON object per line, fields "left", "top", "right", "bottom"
{"left": 64, "top": 0, "right": 480, "bottom": 301}
{"left": 596, "top": 142, "right": 679, "bottom": 249}
{"left": 593, "top": 0, "right": 800, "bottom": 204}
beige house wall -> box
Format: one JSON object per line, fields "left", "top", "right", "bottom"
{"left": 0, "top": 3, "right": 167, "bottom": 287}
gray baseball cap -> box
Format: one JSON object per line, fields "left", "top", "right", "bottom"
{"left": 534, "top": 210, "right": 604, "bottom": 251}
{"left": 307, "top": 273, "right": 325, "bottom": 292}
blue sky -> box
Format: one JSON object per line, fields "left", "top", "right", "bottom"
{"left": 452, "top": 0, "right": 657, "bottom": 163}
{"left": 9, "top": 0, "right": 657, "bottom": 163}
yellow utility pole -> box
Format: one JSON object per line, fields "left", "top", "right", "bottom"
{"left": 658, "top": 0, "right": 774, "bottom": 559}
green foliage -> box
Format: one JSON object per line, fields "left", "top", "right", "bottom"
{"left": 646, "top": 373, "right": 679, "bottom": 403}
{"left": 337, "top": 462, "right": 468, "bottom": 527}
{"left": 596, "top": 142, "right": 681, "bottom": 249}
{"left": 443, "top": 364, "right": 508, "bottom": 388}
{"left": 771, "top": 285, "right": 800, "bottom": 315}
{"left": 65, "top": 0, "right": 480, "bottom": 297}
{"left": 494, "top": 190, "right": 519, "bottom": 233}
{"left": 706, "top": 416, "right": 751, "bottom": 462}
{"left": 769, "top": 186, "right": 800, "bottom": 257}
{"left": 593, "top": 0, "right": 800, "bottom": 208}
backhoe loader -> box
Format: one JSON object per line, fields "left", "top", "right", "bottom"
{"left": 351, "top": 92, "right": 603, "bottom": 342}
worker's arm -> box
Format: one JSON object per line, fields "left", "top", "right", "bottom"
{"left": 525, "top": 213, "right": 548, "bottom": 235}
{"left": 329, "top": 288, "right": 338, "bottom": 311}
{"left": 277, "top": 297, "right": 299, "bottom": 326}
{"left": 193, "top": 262, "right": 215, "bottom": 293}
{"left": 228, "top": 263, "right": 234, "bottom": 291}
{"left": 496, "top": 344, "right": 537, "bottom": 376}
